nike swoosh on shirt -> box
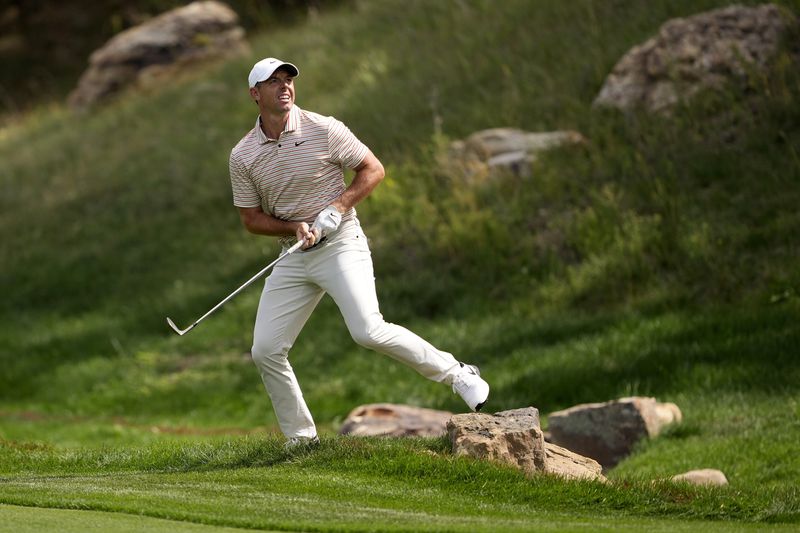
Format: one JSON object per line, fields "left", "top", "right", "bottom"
{"left": 295, "top": 140, "right": 307, "bottom": 146}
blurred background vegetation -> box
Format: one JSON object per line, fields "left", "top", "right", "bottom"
{"left": 0, "top": 0, "right": 340, "bottom": 114}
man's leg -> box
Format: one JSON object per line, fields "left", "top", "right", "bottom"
{"left": 251, "top": 257, "right": 324, "bottom": 438}
{"left": 311, "top": 233, "right": 462, "bottom": 385}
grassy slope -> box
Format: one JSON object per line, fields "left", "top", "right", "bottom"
{"left": 1, "top": 0, "right": 799, "bottom": 529}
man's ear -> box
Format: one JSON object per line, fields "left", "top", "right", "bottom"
{"left": 249, "top": 87, "right": 259, "bottom": 102}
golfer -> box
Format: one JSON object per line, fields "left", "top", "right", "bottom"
{"left": 229, "top": 58, "right": 489, "bottom": 447}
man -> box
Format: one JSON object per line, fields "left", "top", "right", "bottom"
{"left": 229, "top": 57, "right": 489, "bottom": 447}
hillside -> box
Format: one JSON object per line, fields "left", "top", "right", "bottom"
{"left": 1, "top": 0, "right": 799, "bottom": 529}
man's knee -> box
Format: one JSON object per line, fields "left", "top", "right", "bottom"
{"left": 350, "top": 313, "right": 387, "bottom": 350}
{"left": 251, "top": 338, "right": 291, "bottom": 368}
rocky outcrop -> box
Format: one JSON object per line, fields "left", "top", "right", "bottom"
{"left": 339, "top": 403, "right": 452, "bottom": 437}
{"left": 547, "top": 397, "right": 682, "bottom": 469}
{"left": 68, "top": 1, "right": 248, "bottom": 110}
{"left": 447, "top": 407, "right": 605, "bottom": 482}
{"left": 447, "top": 128, "right": 586, "bottom": 179}
{"left": 672, "top": 469, "right": 729, "bottom": 486}
{"left": 594, "top": 4, "right": 796, "bottom": 112}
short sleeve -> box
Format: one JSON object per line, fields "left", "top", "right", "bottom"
{"left": 229, "top": 150, "right": 261, "bottom": 208}
{"left": 328, "top": 118, "right": 369, "bottom": 170}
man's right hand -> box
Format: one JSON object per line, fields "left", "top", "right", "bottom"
{"left": 295, "top": 222, "right": 318, "bottom": 249}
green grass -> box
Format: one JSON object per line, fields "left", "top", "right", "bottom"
{"left": 0, "top": 505, "right": 252, "bottom": 533}
{"left": 1, "top": 437, "right": 798, "bottom": 531}
{"left": 1, "top": 0, "right": 799, "bottom": 530}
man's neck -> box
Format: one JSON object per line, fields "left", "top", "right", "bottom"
{"left": 260, "top": 110, "right": 290, "bottom": 140}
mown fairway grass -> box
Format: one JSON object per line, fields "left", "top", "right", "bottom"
{"left": 1, "top": 0, "right": 799, "bottom": 530}
{"left": 0, "top": 504, "right": 252, "bottom": 533}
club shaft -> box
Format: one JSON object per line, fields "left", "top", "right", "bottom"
{"left": 182, "top": 240, "right": 304, "bottom": 331}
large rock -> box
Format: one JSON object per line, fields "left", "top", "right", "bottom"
{"left": 339, "top": 403, "right": 452, "bottom": 437}
{"left": 448, "top": 408, "right": 546, "bottom": 474}
{"left": 447, "top": 128, "right": 586, "bottom": 179}
{"left": 594, "top": 4, "right": 796, "bottom": 112}
{"left": 447, "top": 407, "right": 605, "bottom": 482}
{"left": 672, "top": 469, "right": 729, "bottom": 486}
{"left": 68, "top": 1, "right": 248, "bottom": 110}
{"left": 547, "top": 397, "right": 682, "bottom": 469}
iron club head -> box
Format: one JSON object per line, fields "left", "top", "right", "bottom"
{"left": 166, "top": 317, "right": 192, "bottom": 336}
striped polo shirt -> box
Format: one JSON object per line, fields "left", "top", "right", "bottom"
{"left": 229, "top": 105, "right": 369, "bottom": 246}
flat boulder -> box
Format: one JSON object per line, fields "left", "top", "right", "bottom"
{"left": 447, "top": 128, "right": 586, "bottom": 179}
{"left": 339, "top": 403, "right": 452, "bottom": 437}
{"left": 672, "top": 468, "right": 729, "bottom": 486}
{"left": 68, "top": 1, "right": 248, "bottom": 110}
{"left": 547, "top": 397, "right": 682, "bottom": 469}
{"left": 594, "top": 4, "right": 796, "bottom": 112}
{"left": 543, "top": 441, "right": 605, "bottom": 481}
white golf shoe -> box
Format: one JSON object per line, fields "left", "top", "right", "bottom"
{"left": 284, "top": 435, "right": 320, "bottom": 450}
{"left": 452, "top": 363, "right": 489, "bottom": 412}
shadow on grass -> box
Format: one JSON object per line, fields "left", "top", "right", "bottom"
{"left": 490, "top": 301, "right": 800, "bottom": 413}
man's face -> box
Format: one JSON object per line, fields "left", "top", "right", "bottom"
{"left": 251, "top": 68, "right": 295, "bottom": 114}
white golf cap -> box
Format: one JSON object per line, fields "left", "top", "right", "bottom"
{"left": 248, "top": 57, "right": 299, "bottom": 88}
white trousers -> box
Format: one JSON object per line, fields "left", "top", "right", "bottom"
{"left": 251, "top": 220, "right": 462, "bottom": 438}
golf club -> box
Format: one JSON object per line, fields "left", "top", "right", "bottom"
{"left": 167, "top": 239, "right": 305, "bottom": 336}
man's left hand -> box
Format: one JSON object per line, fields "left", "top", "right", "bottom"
{"left": 311, "top": 205, "right": 343, "bottom": 239}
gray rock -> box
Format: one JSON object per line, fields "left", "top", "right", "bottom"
{"left": 594, "top": 4, "right": 796, "bottom": 112}
{"left": 68, "top": 1, "right": 248, "bottom": 110}
{"left": 447, "top": 128, "right": 586, "bottom": 179}
{"left": 339, "top": 403, "right": 452, "bottom": 437}
{"left": 672, "top": 468, "right": 729, "bottom": 486}
{"left": 547, "top": 397, "right": 682, "bottom": 469}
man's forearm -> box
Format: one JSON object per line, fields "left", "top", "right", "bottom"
{"left": 238, "top": 207, "right": 299, "bottom": 237}
{"left": 331, "top": 151, "right": 385, "bottom": 213}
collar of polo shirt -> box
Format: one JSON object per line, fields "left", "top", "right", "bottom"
{"left": 256, "top": 106, "right": 301, "bottom": 144}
